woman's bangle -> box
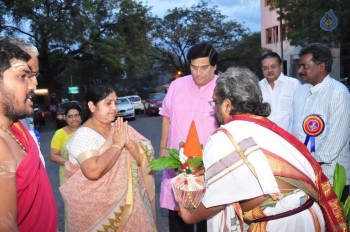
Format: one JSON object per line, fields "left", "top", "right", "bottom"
{"left": 111, "top": 144, "right": 122, "bottom": 151}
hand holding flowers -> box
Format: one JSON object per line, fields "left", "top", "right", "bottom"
{"left": 149, "top": 121, "right": 206, "bottom": 209}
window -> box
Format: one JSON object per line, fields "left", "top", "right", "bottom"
{"left": 274, "top": 26, "right": 279, "bottom": 42}
{"left": 265, "top": 26, "right": 280, "bottom": 44}
{"left": 266, "top": 28, "right": 273, "bottom": 44}
{"left": 128, "top": 96, "right": 141, "bottom": 102}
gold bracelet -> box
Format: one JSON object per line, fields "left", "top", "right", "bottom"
{"left": 111, "top": 144, "right": 121, "bottom": 150}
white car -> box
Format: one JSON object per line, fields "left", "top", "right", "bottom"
{"left": 116, "top": 97, "right": 135, "bottom": 120}
{"left": 126, "top": 95, "right": 144, "bottom": 114}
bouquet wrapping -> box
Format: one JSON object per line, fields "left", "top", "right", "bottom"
{"left": 171, "top": 173, "right": 205, "bottom": 209}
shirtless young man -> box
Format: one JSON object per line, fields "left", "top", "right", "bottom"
{"left": 0, "top": 37, "right": 57, "bottom": 231}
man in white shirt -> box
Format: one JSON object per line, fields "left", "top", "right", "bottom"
{"left": 259, "top": 52, "right": 300, "bottom": 130}
{"left": 289, "top": 43, "right": 350, "bottom": 201}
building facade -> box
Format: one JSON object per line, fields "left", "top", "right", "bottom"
{"left": 260, "top": 0, "right": 341, "bottom": 80}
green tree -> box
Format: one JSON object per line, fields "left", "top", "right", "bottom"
{"left": 269, "top": 0, "right": 350, "bottom": 77}
{"left": 150, "top": 1, "right": 249, "bottom": 76}
{"left": 0, "top": 0, "right": 154, "bottom": 98}
{"left": 219, "top": 32, "right": 263, "bottom": 78}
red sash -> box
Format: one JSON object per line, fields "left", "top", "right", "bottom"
{"left": 226, "top": 114, "right": 348, "bottom": 232}
{"left": 12, "top": 122, "right": 57, "bottom": 231}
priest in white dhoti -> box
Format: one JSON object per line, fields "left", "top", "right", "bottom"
{"left": 177, "top": 67, "right": 347, "bottom": 232}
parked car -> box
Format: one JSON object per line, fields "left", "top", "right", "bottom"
{"left": 55, "top": 101, "right": 82, "bottom": 129}
{"left": 144, "top": 93, "right": 166, "bottom": 116}
{"left": 116, "top": 97, "right": 135, "bottom": 120}
{"left": 33, "top": 104, "right": 46, "bottom": 130}
{"left": 126, "top": 95, "right": 144, "bottom": 114}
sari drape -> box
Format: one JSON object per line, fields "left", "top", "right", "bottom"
{"left": 59, "top": 126, "right": 157, "bottom": 232}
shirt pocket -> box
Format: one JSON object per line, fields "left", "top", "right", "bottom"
{"left": 278, "top": 95, "right": 292, "bottom": 112}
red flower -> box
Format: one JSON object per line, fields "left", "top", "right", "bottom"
{"left": 182, "top": 162, "right": 189, "bottom": 170}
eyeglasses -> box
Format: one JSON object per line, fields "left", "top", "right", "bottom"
{"left": 66, "top": 114, "right": 81, "bottom": 119}
{"left": 298, "top": 60, "right": 318, "bottom": 71}
{"left": 190, "top": 64, "right": 211, "bottom": 72}
{"left": 14, "top": 69, "right": 39, "bottom": 79}
{"left": 208, "top": 98, "right": 221, "bottom": 107}
{"left": 30, "top": 71, "right": 40, "bottom": 77}
{"left": 262, "top": 64, "right": 280, "bottom": 72}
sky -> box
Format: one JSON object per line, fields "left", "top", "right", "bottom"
{"left": 140, "top": 0, "right": 261, "bottom": 32}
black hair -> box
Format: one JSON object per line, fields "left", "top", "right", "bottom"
{"left": 85, "top": 84, "right": 115, "bottom": 118}
{"left": 85, "top": 84, "right": 115, "bottom": 105}
{"left": 186, "top": 42, "right": 218, "bottom": 66}
{"left": 299, "top": 43, "right": 333, "bottom": 73}
{"left": 64, "top": 103, "right": 82, "bottom": 116}
{"left": 0, "top": 37, "right": 31, "bottom": 78}
{"left": 261, "top": 52, "right": 282, "bottom": 64}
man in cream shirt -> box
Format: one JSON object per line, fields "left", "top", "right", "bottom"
{"left": 259, "top": 52, "right": 300, "bottom": 130}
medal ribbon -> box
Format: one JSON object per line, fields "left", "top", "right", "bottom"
{"left": 302, "top": 114, "right": 324, "bottom": 153}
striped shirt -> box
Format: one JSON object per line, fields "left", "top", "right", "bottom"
{"left": 289, "top": 75, "right": 350, "bottom": 184}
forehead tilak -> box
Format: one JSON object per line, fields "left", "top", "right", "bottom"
{"left": 10, "top": 59, "right": 30, "bottom": 72}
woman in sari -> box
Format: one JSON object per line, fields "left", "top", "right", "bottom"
{"left": 50, "top": 104, "right": 83, "bottom": 185}
{"left": 60, "top": 84, "right": 156, "bottom": 232}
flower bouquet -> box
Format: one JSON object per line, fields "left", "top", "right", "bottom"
{"left": 149, "top": 121, "right": 206, "bottom": 209}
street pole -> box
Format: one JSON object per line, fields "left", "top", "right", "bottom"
{"left": 280, "top": 7, "right": 284, "bottom": 73}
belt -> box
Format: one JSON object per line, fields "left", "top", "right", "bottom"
{"left": 253, "top": 198, "right": 314, "bottom": 222}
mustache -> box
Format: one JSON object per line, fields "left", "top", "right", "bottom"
{"left": 27, "top": 90, "right": 35, "bottom": 100}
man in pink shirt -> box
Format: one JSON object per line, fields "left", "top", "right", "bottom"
{"left": 159, "top": 42, "right": 218, "bottom": 232}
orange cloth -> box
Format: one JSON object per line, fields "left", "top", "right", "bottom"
{"left": 183, "top": 120, "right": 202, "bottom": 157}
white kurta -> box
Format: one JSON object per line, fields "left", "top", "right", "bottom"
{"left": 201, "top": 120, "right": 325, "bottom": 232}
{"left": 259, "top": 74, "right": 300, "bottom": 130}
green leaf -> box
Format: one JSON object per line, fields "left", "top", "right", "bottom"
{"left": 148, "top": 147, "right": 204, "bottom": 172}
{"left": 333, "top": 163, "right": 346, "bottom": 200}
{"left": 149, "top": 145, "right": 204, "bottom": 172}
{"left": 148, "top": 156, "right": 182, "bottom": 171}
{"left": 187, "top": 157, "right": 203, "bottom": 168}
{"left": 344, "top": 196, "right": 350, "bottom": 219}
{"left": 167, "top": 148, "right": 180, "bottom": 159}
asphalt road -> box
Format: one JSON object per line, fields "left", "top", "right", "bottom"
{"left": 40, "top": 113, "right": 169, "bottom": 232}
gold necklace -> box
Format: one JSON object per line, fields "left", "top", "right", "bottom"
{"left": 0, "top": 125, "right": 26, "bottom": 152}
